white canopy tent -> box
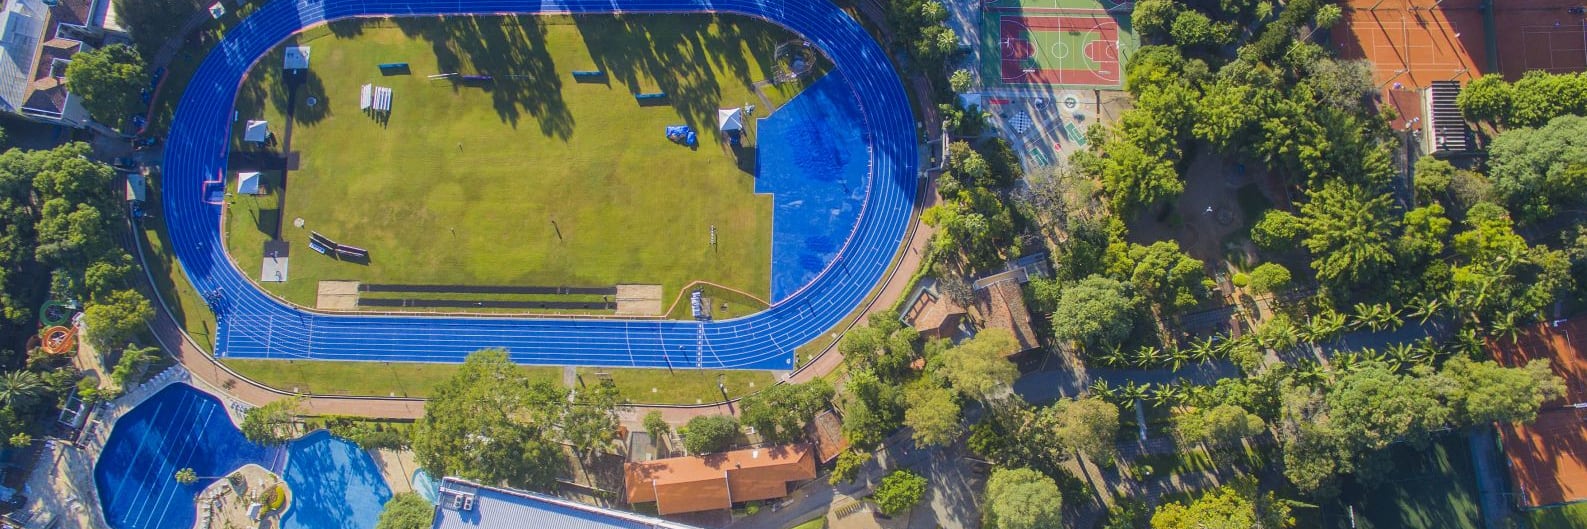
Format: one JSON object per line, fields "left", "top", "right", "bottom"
{"left": 237, "top": 172, "right": 261, "bottom": 195}
{"left": 283, "top": 46, "right": 311, "bottom": 70}
{"left": 244, "top": 120, "right": 269, "bottom": 143}
{"left": 360, "top": 84, "right": 372, "bottom": 110}
{"left": 717, "top": 107, "right": 743, "bottom": 132}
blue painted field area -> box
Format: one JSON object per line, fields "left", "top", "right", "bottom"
{"left": 756, "top": 71, "right": 870, "bottom": 302}
{"left": 95, "top": 384, "right": 391, "bottom": 529}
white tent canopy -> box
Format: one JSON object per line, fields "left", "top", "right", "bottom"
{"left": 125, "top": 173, "right": 146, "bottom": 202}
{"left": 237, "top": 171, "right": 261, "bottom": 195}
{"left": 283, "top": 46, "right": 310, "bottom": 70}
{"left": 360, "top": 84, "right": 372, "bottom": 110}
{"left": 717, "top": 107, "right": 743, "bottom": 132}
{"left": 244, "top": 120, "right": 268, "bottom": 142}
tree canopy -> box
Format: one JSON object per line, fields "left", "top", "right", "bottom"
{"left": 1049, "top": 275, "right": 1138, "bottom": 350}
{"left": 904, "top": 380, "right": 962, "bottom": 447}
{"left": 375, "top": 493, "right": 435, "bottom": 529}
{"left": 1151, "top": 482, "right": 1293, "bottom": 529}
{"left": 240, "top": 396, "right": 302, "bottom": 446}
{"left": 983, "top": 467, "right": 1064, "bottom": 529}
{"left": 680, "top": 415, "right": 739, "bottom": 454}
{"left": 874, "top": 469, "right": 928, "bottom": 515}
{"left": 64, "top": 44, "right": 146, "bottom": 123}
{"left": 1485, "top": 115, "right": 1587, "bottom": 221}
{"left": 412, "top": 349, "right": 568, "bottom": 490}
{"left": 941, "top": 329, "right": 1019, "bottom": 400}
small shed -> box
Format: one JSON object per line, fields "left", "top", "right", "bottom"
{"left": 124, "top": 173, "right": 146, "bottom": 202}
{"left": 237, "top": 171, "right": 261, "bottom": 195}
{"left": 716, "top": 107, "right": 743, "bottom": 132}
{"left": 244, "top": 120, "right": 269, "bottom": 143}
{"left": 208, "top": 2, "right": 225, "bottom": 18}
{"left": 283, "top": 46, "right": 311, "bottom": 70}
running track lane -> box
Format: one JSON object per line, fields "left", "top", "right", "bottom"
{"left": 163, "top": 0, "right": 918, "bottom": 370}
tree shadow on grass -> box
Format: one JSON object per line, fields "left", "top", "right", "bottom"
{"left": 571, "top": 14, "right": 779, "bottom": 142}
{"left": 394, "top": 16, "right": 573, "bottom": 139}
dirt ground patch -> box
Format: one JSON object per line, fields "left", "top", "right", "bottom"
{"left": 1126, "top": 149, "right": 1272, "bottom": 265}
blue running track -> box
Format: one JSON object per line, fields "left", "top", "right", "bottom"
{"left": 163, "top": 0, "right": 918, "bottom": 370}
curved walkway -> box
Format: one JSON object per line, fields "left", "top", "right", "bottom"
{"left": 161, "top": 0, "right": 919, "bottom": 370}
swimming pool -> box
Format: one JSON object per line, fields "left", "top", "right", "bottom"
{"left": 95, "top": 384, "right": 392, "bottom": 529}
{"left": 279, "top": 430, "right": 392, "bottom": 529}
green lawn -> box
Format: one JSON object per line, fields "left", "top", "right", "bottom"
{"left": 576, "top": 367, "right": 775, "bottom": 405}
{"left": 226, "top": 15, "right": 786, "bottom": 313}
{"left": 1327, "top": 435, "right": 1483, "bottom": 529}
{"left": 1526, "top": 503, "right": 1587, "bottom": 529}
{"left": 787, "top": 517, "right": 826, "bottom": 529}
{"left": 223, "top": 358, "right": 563, "bottom": 397}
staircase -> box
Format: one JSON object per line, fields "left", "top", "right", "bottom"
{"left": 1428, "top": 81, "right": 1472, "bottom": 153}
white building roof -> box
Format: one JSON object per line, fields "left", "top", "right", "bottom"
{"left": 283, "top": 46, "right": 309, "bottom": 69}
{"left": 244, "top": 120, "right": 268, "bottom": 142}
{"left": 237, "top": 171, "right": 260, "bottom": 194}
{"left": 717, "top": 107, "right": 742, "bottom": 131}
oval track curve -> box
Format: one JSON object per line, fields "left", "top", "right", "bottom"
{"left": 163, "top": 0, "right": 918, "bottom": 370}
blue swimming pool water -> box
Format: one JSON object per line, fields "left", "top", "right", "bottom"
{"left": 95, "top": 384, "right": 270, "bottom": 529}
{"left": 755, "top": 70, "right": 872, "bottom": 302}
{"left": 280, "top": 430, "right": 392, "bottom": 529}
{"left": 95, "top": 384, "right": 393, "bottom": 529}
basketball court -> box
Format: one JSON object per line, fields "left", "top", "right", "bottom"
{"left": 1489, "top": 316, "right": 1587, "bottom": 508}
{"left": 980, "top": 0, "right": 1136, "bottom": 88}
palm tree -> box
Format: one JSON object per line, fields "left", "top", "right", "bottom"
{"left": 1491, "top": 312, "right": 1523, "bottom": 343}
{"left": 1121, "top": 381, "right": 1151, "bottom": 402}
{"left": 1293, "top": 360, "right": 1327, "bottom": 386}
{"left": 1098, "top": 346, "right": 1130, "bottom": 368}
{"left": 1133, "top": 346, "right": 1166, "bottom": 369}
{"left": 1088, "top": 380, "right": 1118, "bottom": 402}
{"left": 1306, "top": 310, "right": 1348, "bottom": 343}
{"left": 1406, "top": 297, "right": 1444, "bottom": 325}
{"left": 1150, "top": 383, "right": 1187, "bottom": 410}
{"left": 1385, "top": 342, "right": 1417, "bottom": 368}
{"left": 1188, "top": 337, "right": 1219, "bottom": 365}
{"left": 0, "top": 371, "right": 45, "bottom": 409}
{"left": 1168, "top": 344, "right": 1191, "bottom": 372}
{"left": 174, "top": 468, "right": 198, "bottom": 485}
{"left": 1414, "top": 337, "right": 1443, "bottom": 363}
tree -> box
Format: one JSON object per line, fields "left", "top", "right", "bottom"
{"left": 873, "top": 469, "right": 928, "bottom": 515}
{"left": 1327, "top": 364, "right": 1448, "bottom": 450}
{"left": 1150, "top": 481, "right": 1293, "bottom": 529}
{"left": 174, "top": 468, "right": 197, "bottom": 485}
{"left": 830, "top": 450, "right": 870, "bottom": 485}
{"left": 839, "top": 367, "right": 904, "bottom": 449}
{"left": 942, "top": 329, "right": 1019, "bottom": 400}
{"left": 1245, "top": 263, "right": 1291, "bottom": 295}
{"left": 1170, "top": 11, "right": 1231, "bottom": 48}
{"left": 983, "top": 467, "right": 1063, "bottom": 529}
{"left": 1126, "top": 241, "right": 1207, "bottom": 312}
{"left": 64, "top": 44, "right": 146, "bottom": 123}
{"left": 1074, "top": 125, "right": 1183, "bottom": 217}
{"left": 1050, "top": 275, "right": 1138, "bottom": 350}
{"left": 1456, "top": 74, "right": 1512, "bottom": 124}
{"left": 109, "top": 344, "right": 159, "bottom": 387}
{"left": 1396, "top": 203, "right": 1450, "bottom": 264}
{"left": 1132, "top": 0, "right": 1181, "bottom": 38}
{"left": 562, "top": 381, "right": 621, "bottom": 458}
{"left": 1485, "top": 115, "right": 1587, "bottom": 220}
{"left": 1449, "top": 203, "right": 1571, "bottom": 328}
{"left": 0, "top": 370, "right": 45, "bottom": 409}
{"left": 642, "top": 411, "right": 670, "bottom": 437}
{"left": 1251, "top": 210, "right": 1304, "bottom": 253}
{"left": 241, "top": 396, "right": 302, "bottom": 446}
{"left": 680, "top": 415, "right": 739, "bottom": 454}
{"left": 83, "top": 289, "right": 152, "bottom": 350}
{"left": 412, "top": 349, "right": 567, "bottom": 490}
{"left": 1300, "top": 181, "right": 1399, "bottom": 291}
{"left": 1438, "top": 357, "right": 1565, "bottom": 424}
{"left": 1313, "top": 3, "right": 1342, "bottom": 28}
{"left": 1413, "top": 157, "right": 1456, "bottom": 201}
{"left": 1508, "top": 71, "right": 1587, "bottom": 128}
{"left": 904, "top": 381, "right": 962, "bottom": 447}
{"left": 950, "top": 69, "right": 974, "bottom": 93}
{"left": 1175, "top": 403, "right": 1265, "bottom": 448}
{"left": 375, "top": 492, "right": 434, "bottom": 529}
{"left": 739, "top": 379, "right": 834, "bottom": 444}
{"left": 1048, "top": 397, "right": 1119, "bottom": 462}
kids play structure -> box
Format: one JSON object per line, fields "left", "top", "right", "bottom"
{"left": 161, "top": 0, "right": 918, "bottom": 370}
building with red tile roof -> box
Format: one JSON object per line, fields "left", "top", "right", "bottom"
{"left": 624, "top": 444, "right": 816, "bottom": 515}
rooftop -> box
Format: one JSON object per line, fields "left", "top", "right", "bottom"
{"left": 971, "top": 274, "right": 1039, "bottom": 356}
{"left": 432, "top": 477, "right": 698, "bottom": 529}
{"left": 625, "top": 444, "right": 816, "bottom": 515}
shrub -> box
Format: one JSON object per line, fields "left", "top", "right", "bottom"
{"left": 873, "top": 469, "right": 928, "bottom": 515}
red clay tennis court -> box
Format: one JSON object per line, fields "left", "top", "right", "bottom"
{"left": 1489, "top": 316, "right": 1587, "bottom": 508}
{"left": 1333, "top": 0, "right": 1488, "bottom": 91}
{"left": 1492, "top": 0, "right": 1587, "bottom": 79}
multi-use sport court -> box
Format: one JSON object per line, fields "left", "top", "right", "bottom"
{"left": 162, "top": 0, "right": 919, "bottom": 370}
{"left": 979, "top": 0, "right": 1137, "bottom": 89}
